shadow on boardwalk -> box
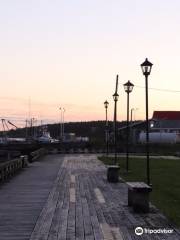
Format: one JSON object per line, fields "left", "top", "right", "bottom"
{"left": 0, "top": 154, "right": 180, "bottom": 239}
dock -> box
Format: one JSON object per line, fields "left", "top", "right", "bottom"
{"left": 0, "top": 154, "right": 179, "bottom": 240}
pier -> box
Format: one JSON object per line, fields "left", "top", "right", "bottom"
{"left": 0, "top": 154, "right": 179, "bottom": 239}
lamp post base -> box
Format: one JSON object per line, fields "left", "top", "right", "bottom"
{"left": 107, "top": 165, "right": 120, "bottom": 183}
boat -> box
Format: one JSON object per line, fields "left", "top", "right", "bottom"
{"left": 37, "top": 131, "right": 53, "bottom": 143}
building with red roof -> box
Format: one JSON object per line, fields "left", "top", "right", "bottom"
{"left": 152, "top": 111, "right": 180, "bottom": 121}
{"left": 151, "top": 111, "right": 180, "bottom": 133}
{"left": 137, "top": 111, "right": 180, "bottom": 144}
{"left": 119, "top": 111, "right": 180, "bottom": 144}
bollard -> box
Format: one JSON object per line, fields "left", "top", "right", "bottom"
{"left": 107, "top": 165, "right": 120, "bottom": 183}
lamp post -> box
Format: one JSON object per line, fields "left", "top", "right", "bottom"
{"left": 62, "top": 108, "right": 65, "bottom": 140}
{"left": 134, "top": 108, "right": 138, "bottom": 121}
{"left": 104, "top": 100, "right": 109, "bottom": 155}
{"left": 130, "top": 108, "right": 134, "bottom": 123}
{"left": 131, "top": 108, "right": 138, "bottom": 122}
{"left": 59, "top": 107, "right": 62, "bottom": 140}
{"left": 107, "top": 75, "right": 120, "bottom": 183}
{"left": 113, "top": 92, "right": 119, "bottom": 165}
{"left": 123, "top": 80, "right": 134, "bottom": 172}
{"left": 140, "top": 58, "right": 153, "bottom": 185}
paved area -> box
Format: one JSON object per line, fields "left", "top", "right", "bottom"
{"left": 0, "top": 154, "right": 180, "bottom": 239}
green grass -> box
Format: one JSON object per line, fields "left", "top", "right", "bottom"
{"left": 98, "top": 155, "right": 180, "bottom": 227}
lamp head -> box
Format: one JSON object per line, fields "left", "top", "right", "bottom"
{"left": 141, "top": 58, "right": 153, "bottom": 76}
{"left": 113, "top": 92, "right": 119, "bottom": 101}
{"left": 104, "top": 100, "right": 109, "bottom": 109}
{"left": 123, "top": 80, "right": 134, "bottom": 93}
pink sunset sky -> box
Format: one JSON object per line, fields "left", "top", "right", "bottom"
{"left": 1, "top": 0, "right": 180, "bottom": 129}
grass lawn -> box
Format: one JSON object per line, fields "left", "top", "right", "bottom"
{"left": 98, "top": 155, "right": 180, "bottom": 227}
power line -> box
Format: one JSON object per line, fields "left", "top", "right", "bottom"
{"left": 120, "top": 82, "right": 180, "bottom": 93}
{"left": 136, "top": 84, "right": 180, "bottom": 93}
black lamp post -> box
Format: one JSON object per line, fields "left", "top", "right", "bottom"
{"left": 59, "top": 107, "right": 62, "bottom": 140}
{"left": 140, "top": 58, "right": 153, "bottom": 185}
{"left": 62, "top": 108, "right": 65, "bottom": 140}
{"left": 123, "top": 80, "right": 134, "bottom": 172}
{"left": 113, "top": 92, "right": 119, "bottom": 165}
{"left": 104, "top": 100, "right": 109, "bottom": 155}
{"left": 130, "top": 108, "right": 134, "bottom": 123}
{"left": 131, "top": 108, "right": 138, "bottom": 122}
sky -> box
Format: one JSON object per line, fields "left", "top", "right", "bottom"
{"left": 1, "top": 0, "right": 180, "bottom": 128}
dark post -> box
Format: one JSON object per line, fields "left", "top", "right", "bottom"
{"left": 104, "top": 100, "right": 109, "bottom": 155}
{"left": 123, "top": 81, "right": 134, "bottom": 172}
{"left": 141, "top": 58, "right": 153, "bottom": 186}
{"left": 126, "top": 92, "right": 129, "bottom": 171}
{"left": 113, "top": 75, "right": 119, "bottom": 165}
{"left": 145, "top": 74, "right": 150, "bottom": 184}
{"left": 62, "top": 108, "right": 65, "bottom": 139}
{"left": 114, "top": 97, "right": 117, "bottom": 164}
{"left": 59, "top": 107, "right": 62, "bottom": 140}
{"left": 107, "top": 75, "right": 120, "bottom": 183}
{"left": 131, "top": 108, "right": 134, "bottom": 123}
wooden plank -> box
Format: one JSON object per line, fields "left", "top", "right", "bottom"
{"left": 75, "top": 176, "right": 85, "bottom": 240}
{"left": 30, "top": 167, "right": 65, "bottom": 239}
{"left": 71, "top": 174, "right": 76, "bottom": 183}
{"left": 66, "top": 203, "right": 76, "bottom": 240}
{"left": 94, "top": 188, "right": 105, "bottom": 204}
{"left": 111, "top": 227, "right": 124, "bottom": 240}
{"left": 100, "top": 223, "right": 114, "bottom": 240}
{"left": 47, "top": 174, "right": 67, "bottom": 240}
{"left": 70, "top": 188, "right": 76, "bottom": 203}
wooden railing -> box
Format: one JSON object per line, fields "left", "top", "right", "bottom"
{"left": 0, "top": 155, "right": 28, "bottom": 182}
{"left": 0, "top": 148, "right": 48, "bottom": 183}
{"left": 30, "top": 148, "right": 48, "bottom": 162}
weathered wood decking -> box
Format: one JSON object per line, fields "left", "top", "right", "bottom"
{"left": 0, "top": 154, "right": 180, "bottom": 240}
{"left": 0, "top": 155, "right": 63, "bottom": 240}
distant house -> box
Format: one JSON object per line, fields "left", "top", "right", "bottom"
{"left": 139, "top": 111, "right": 180, "bottom": 144}
{"left": 118, "top": 111, "right": 180, "bottom": 144}
{"left": 151, "top": 111, "right": 180, "bottom": 133}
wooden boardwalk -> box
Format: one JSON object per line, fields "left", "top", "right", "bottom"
{"left": 0, "top": 155, "right": 63, "bottom": 240}
{"left": 0, "top": 154, "right": 180, "bottom": 240}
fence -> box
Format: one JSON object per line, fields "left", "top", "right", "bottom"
{"left": 0, "top": 155, "right": 28, "bottom": 182}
